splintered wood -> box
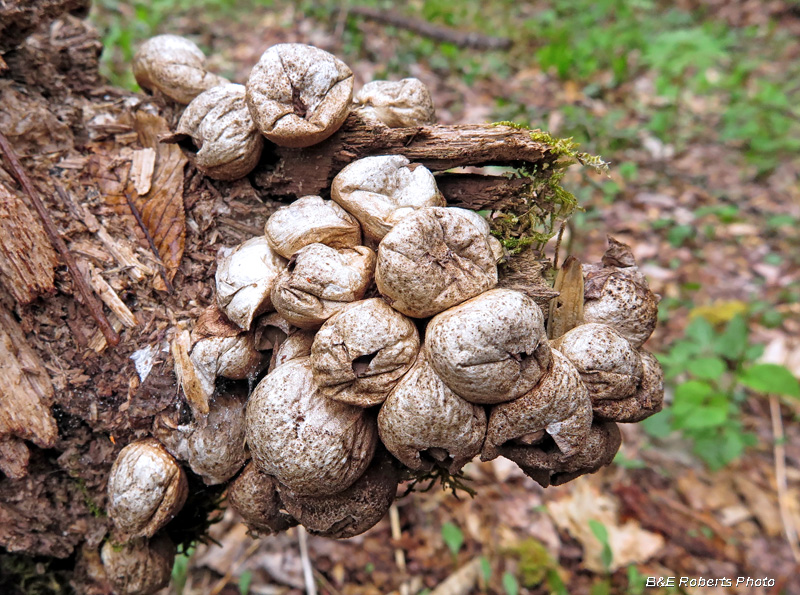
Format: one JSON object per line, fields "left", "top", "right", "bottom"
{"left": 0, "top": 180, "right": 57, "bottom": 304}
{"left": 0, "top": 305, "right": 57, "bottom": 479}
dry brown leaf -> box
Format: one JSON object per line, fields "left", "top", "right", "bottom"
{"left": 547, "top": 481, "right": 664, "bottom": 572}
{"left": 428, "top": 558, "right": 482, "bottom": 595}
{"left": 129, "top": 112, "right": 187, "bottom": 291}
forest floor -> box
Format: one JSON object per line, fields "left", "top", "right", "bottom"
{"left": 83, "top": 1, "right": 800, "bottom": 593}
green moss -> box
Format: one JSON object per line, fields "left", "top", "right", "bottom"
{"left": 72, "top": 476, "right": 106, "bottom": 518}
{"left": 485, "top": 124, "right": 606, "bottom": 259}
{"left": 503, "top": 538, "right": 564, "bottom": 590}
{"left": 0, "top": 553, "right": 74, "bottom": 595}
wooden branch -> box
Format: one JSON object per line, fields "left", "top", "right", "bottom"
{"left": 252, "top": 115, "right": 553, "bottom": 200}
{"left": 349, "top": 6, "right": 512, "bottom": 51}
{"left": 0, "top": 132, "right": 120, "bottom": 347}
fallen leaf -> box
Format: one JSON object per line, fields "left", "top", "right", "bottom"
{"left": 547, "top": 482, "right": 664, "bottom": 572}
{"left": 129, "top": 111, "right": 187, "bottom": 290}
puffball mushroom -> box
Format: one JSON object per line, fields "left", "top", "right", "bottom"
{"left": 353, "top": 78, "right": 436, "bottom": 128}
{"left": 186, "top": 327, "right": 265, "bottom": 408}
{"left": 152, "top": 388, "right": 248, "bottom": 485}
{"left": 592, "top": 350, "right": 664, "bottom": 423}
{"left": 281, "top": 453, "right": 399, "bottom": 539}
{"left": 216, "top": 236, "right": 287, "bottom": 330}
{"left": 498, "top": 420, "right": 621, "bottom": 488}
{"left": 107, "top": 439, "right": 188, "bottom": 539}
{"left": 552, "top": 323, "right": 643, "bottom": 401}
{"left": 165, "top": 84, "right": 264, "bottom": 181}
{"left": 375, "top": 206, "right": 498, "bottom": 318}
{"left": 378, "top": 349, "right": 486, "bottom": 474}
{"left": 100, "top": 534, "right": 176, "bottom": 595}
{"left": 331, "top": 155, "right": 445, "bottom": 242}
{"left": 228, "top": 462, "right": 298, "bottom": 536}
{"left": 132, "top": 34, "right": 228, "bottom": 104}
{"left": 425, "top": 289, "right": 552, "bottom": 404}
{"left": 450, "top": 207, "right": 504, "bottom": 263}
{"left": 583, "top": 238, "right": 659, "bottom": 349}
{"left": 311, "top": 298, "right": 420, "bottom": 407}
{"left": 481, "top": 349, "right": 592, "bottom": 461}
{"left": 271, "top": 243, "right": 376, "bottom": 329}
{"left": 246, "top": 357, "right": 378, "bottom": 496}
{"left": 264, "top": 195, "right": 362, "bottom": 259}
{"left": 246, "top": 43, "right": 354, "bottom": 147}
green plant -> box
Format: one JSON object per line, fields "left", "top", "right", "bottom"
{"left": 238, "top": 570, "right": 253, "bottom": 595}
{"left": 643, "top": 314, "right": 800, "bottom": 469}
{"left": 588, "top": 520, "right": 613, "bottom": 572}
{"left": 171, "top": 546, "right": 194, "bottom": 595}
{"left": 502, "top": 572, "right": 520, "bottom": 595}
{"left": 441, "top": 522, "right": 464, "bottom": 558}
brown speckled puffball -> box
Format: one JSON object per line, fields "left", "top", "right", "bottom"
{"left": 592, "top": 350, "right": 664, "bottom": 423}
{"left": 311, "top": 298, "right": 420, "bottom": 407}
{"left": 246, "top": 357, "right": 377, "bottom": 496}
{"left": 425, "top": 289, "right": 551, "bottom": 405}
{"left": 481, "top": 349, "right": 592, "bottom": 461}
{"left": 168, "top": 84, "right": 264, "bottom": 181}
{"left": 133, "top": 34, "right": 227, "bottom": 104}
{"left": 375, "top": 207, "right": 498, "bottom": 318}
{"left": 378, "top": 349, "right": 486, "bottom": 473}
{"left": 106, "top": 439, "right": 188, "bottom": 539}
{"left": 498, "top": 420, "right": 621, "bottom": 487}
{"left": 246, "top": 43, "right": 353, "bottom": 147}
{"left": 271, "top": 243, "right": 375, "bottom": 329}
{"left": 264, "top": 195, "right": 362, "bottom": 259}
{"left": 228, "top": 462, "right": 298, "bottom": 536}
{"left": 552, "top": 322, "right": 643, "bottom": 401}
{"left": 280, "top": 453, "right": 399, "bottom": 539}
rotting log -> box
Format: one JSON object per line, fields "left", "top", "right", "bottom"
{"left": 0, "top": 1, "right": 560, "bottom": 588}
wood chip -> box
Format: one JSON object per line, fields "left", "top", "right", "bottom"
{"left": 87, "top": 262, "right": 139, "bottom": 328}
{"left": 130, "top": 147, "right": 156, "bottom": 196}
{"left": 548, "top": 255, "right": 584, "bottom": 339}
{"left": 0, "top": 304, "right": 57, "bottom": 477}
{"left": 0, "top": 180, "right": 57, "bottom": 304}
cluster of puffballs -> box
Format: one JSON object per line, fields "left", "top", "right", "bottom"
{"left": 100, "top": 36, "right": 663, "bottom": 595}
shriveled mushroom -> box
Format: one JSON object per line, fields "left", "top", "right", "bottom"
{"left": 552, "top": 323, "right": 643, "bottom": 401}
{"left": 378, "top": 349, "right": 486, "bottom": 473}
{"left": 481, "top": 349, "right": 592, "bottom": 461}
{"left": 180, "top": 316, "right": 265, "bottom": 413}
{"left": 107, "top": 439, "right": 188, "bottom": 539}
{"left": 353, "top": 78, "right": 436, "bottom": 128}
{"left": 264, "top": 195, "right": 362, "bottom": 259}
{"left": 271, "top": 244, "right": 375, "bottom": 329}
{"left": 426, "top": 289, "right": 551, "bottom": 404}
{"left": 246, "top": 43, "right": 354, "bottom": 147}
{"left": 164, "top": 84, "right": 264, "bottom": 181}
{"left": 331, "top": 155, "right": 444, "bottom": 242}
{"left": 228, "top": 462, "right": 298, "bottom": 536}
{"left": 375, "top": 206, "right": 498, "bottom": 318}
{"left": 583, "top": 237, "right": 659, "bottom": 349}
{"left": 449, "top": 207, "right": 504, "bottom": 263}
{"left": 246, "top": 357, "right": 377, "bottom": 496}
{"left": 498, "top": 421, "right": 621, "bottom": 488}
{"left": 132, "top": 34, "right": 228, "bottom": 104}
{"left": 311, "top": 298, "right": 420, "bottom": 407}
{"left": 281, "top": 453, "right": 399, "bottom": 539}
{"left": 216, "top": 237, "right": 287, "bottom": 330}
{"left": 152, "top": 388, "right": 248, "bottom": 485}
{"left": 100, "top": 534, "right": 176, "bottom": 595}
{"left": 593, "top": 350, "right": 664, "bottom": 423}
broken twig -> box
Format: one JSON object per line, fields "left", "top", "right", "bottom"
{"left": 0, "top": 134, "right": 120, "bottom": 347}
{"left": 349, "top": 6, "right": 512, "bottom": 50}
{"left": 770, "top": 395, "right": 800, "bottom": 562}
